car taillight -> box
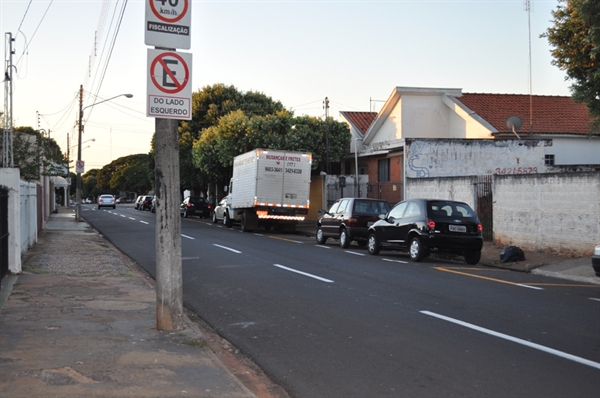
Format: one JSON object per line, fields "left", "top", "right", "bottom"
{"left": 187, "top": 203, "right": 192, "bottom": 208}
{"left": 426, "top": 217, "right": 436, "bottom": 230}
{"left": 208, "top": 205, "right": 211, "bottom": 209}
{"left": 348, "top": 217, "right": 357, "bottom": 226}
{"left": 478, "top": 224, "right": 482, "bottom": 231}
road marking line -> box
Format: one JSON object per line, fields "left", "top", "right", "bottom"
{"left": 345, "top": 251, "right": 365, "bottom": 256}
{"left": 315, "top": 245, "right": 331, "bottom": 249}
{"left": 120, "top": 214, "right": 126, "bottom": 218}
{"left": 182, "top": 257, "right": 200, "bottom": 260}
{"left": 269, "top": 236, "right": 304, "bottom": 244}
{"left": 181, "top": 234, "right": 195, "bottom": 240}
{"left": 129, "top": 217, "right": 135, "bottom": 220}
{"left": 420, "top": 310, "right": 600, "bottom": 370}
{"left": 140, "top": 221, "right": 149, "bottom": 224}
{"left": 590, "top": 298, "right": 600, "bottom": 302}
{"left": 273, "top": 264, "right": 334, "bottom": 283}
{"left": 434, "top": 267, "right": 543, "bottom": 290}
{"left": 213, "top": 244, "right": 241, "bottom": 254}
{"left": 383, "top": 258, "right": 409, "bottom": 264}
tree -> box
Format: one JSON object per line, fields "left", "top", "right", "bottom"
{"left": 8, "top": 127, "right": 67, "bottom": 181}
{"left": 178, "top": 84, "right": 286, "bottom": 195}
{"left": 543, "top": 0, "right": 600, "bottom": 134}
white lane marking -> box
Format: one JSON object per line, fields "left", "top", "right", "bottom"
{"left": 315, "top": 245, "right": 331, "bottom": 249}
{"left": 590, "top": 298, "right": 600, "bottom": 302}
{"left": 120, "top": 214, "right": 126, "bottom": 218}
{"left": 140, "top": 221, "right": 149, "bottom": 224}
{"left": 129, "top": 217, "right": 135, "bottom": 220}
{"left": 516, "top": 283, "right": 544, "bottom": 290}
{"left": 213, "top": 244, "right": 242, "bottom": 254}
{"left": 421, "top": 310, "right": 600, "bottom": 370}
{"left": 181, "top": 234, "right": 195, "bottom": 240}
{"left": 345, "top": 251, "right": 365, "bottom": 256}
{"left": 273, "top": 264, "right": 334, "bottom": 283}
{"left": 383, "top": 258, "right": 409, "bottom": 264}
{"left": 182, "top": 257, "right": 200, "bottom": 260}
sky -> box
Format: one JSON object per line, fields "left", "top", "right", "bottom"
{"left": 1, "top": 0, "right": 571, "bottom": 171}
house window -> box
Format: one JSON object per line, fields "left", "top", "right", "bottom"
{"left": 545, "top": 154, "right": 555, "bottom": 166}
{"left": 378, "top": 159, "right": 390, "bottom": 182}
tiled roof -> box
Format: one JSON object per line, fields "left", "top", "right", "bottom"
{"left": 340, "top": 111, "right": 378, "bottom": 135}
{"left": 457, "top": 93, "right": 592, "bottom": 135}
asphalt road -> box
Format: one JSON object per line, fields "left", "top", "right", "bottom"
{"left": 82, "top": 204, "right": 600, "bottom": 398}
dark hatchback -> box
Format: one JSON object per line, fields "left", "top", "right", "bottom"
{"left": 367, "top": 198, "right": 483, "bottom": 264}
{"left": 180, "top": 196, "right": 212, "bottom": 218}
{"left": 316, "top": 198, "right": 391, "bottom": 248}
{"left": 137, "top": 195, "right": 154, "bottom": 211}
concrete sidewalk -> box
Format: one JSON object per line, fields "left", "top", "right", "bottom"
{"left": 0, "top": 207, "right": 257, "bottom": 398}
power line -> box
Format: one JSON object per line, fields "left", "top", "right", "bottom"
{"left": 15, "top": 0, "right": 55, "bottom": 67}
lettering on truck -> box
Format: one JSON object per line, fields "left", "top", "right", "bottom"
{"left": 265, "top": 154, "right": 302, "bottom": 162}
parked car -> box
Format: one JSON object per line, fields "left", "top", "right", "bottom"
{"left": 212, "top": 197, "right": 230, "bottom": 225}
{"left": 367, "top": 198, "right": 483, "bottom": 265}
{"left": 151, "top": 196, "right": 156, "bottom": 213}
{"left": 180, "top": 196, "right": 211, "bottom": 218}
{"left": 134, "top": 195, "right": 144, "bottom": 210}
{"left": 593, "top": 243, "right": 600, "bottom": 277}
{"left": 136, "top": 195, "right": 154, "bottom": 211}
{"left": 316, "top": 198, "right": 391, "bottom": 248}
{"left": 97, "top": 194, "right": 116, "bottom": 209}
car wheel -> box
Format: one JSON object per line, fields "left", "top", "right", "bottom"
{"left": 183, "top": 209, "right": 188, "bottom": 218}
{"left": 367, "top": 233, "right": 380, "bottom": 255}
{"left": 98, "top": 206, "right": 101, "bottom": 210}
{"left": 224, "top": 211, "right": 233, "bottom": 228}
{"left": 465, "top": 251, "right": 481, "bottom": 265}
{"left": 113, "top": 205, "right": 116, "bottom": 209}
{"left": 340, "top": 228, "right": 350, "bottom": 248}
{"left": 409, "top": 237, "right": 425, "bottom": 262}
{"left": 212, "top": 212, "right": 218, "bottom": 223}
{"left": 316, "top": 227, "right": 328, "bottom": 244}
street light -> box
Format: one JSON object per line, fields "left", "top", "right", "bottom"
{"left": 75, "top": 89, "right": 133, "bottom": 221}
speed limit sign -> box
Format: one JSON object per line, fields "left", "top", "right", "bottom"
{"left": 76, "top": 160, "right": 85, "bottom": 174}
{"left": 145, "top": 0, "right": 191, "bottom": 50}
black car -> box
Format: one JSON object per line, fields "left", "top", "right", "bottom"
{"left": 367, "top": 198, "right": 483, "bottom": 264}
{"left": 180, "top": 196, "right": 211, "bottom": 218}
{"left": 316, "top": 198, "right": 391, "bottom": 248}
{"left": 593, "top": 243, "right": 600, "bottom": 277}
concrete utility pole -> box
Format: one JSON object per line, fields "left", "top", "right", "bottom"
{"left": 154, "top": 117, "right": 183, "bottom": 331}
{"left": 2, "top": 32, "right": 15, "bottom": 168}
{"left": 75, "top": 85, "right": 84, "bottom": 221}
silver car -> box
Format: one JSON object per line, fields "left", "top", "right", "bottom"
{"left": 98, "top": 194, "right": 116, "bottom": 209}
{"left": 211, "top": 197, "right": 231, "bottom": 226}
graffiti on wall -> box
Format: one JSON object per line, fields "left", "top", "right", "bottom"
{"left": 406, "top": 139, "right": 549, "bottom": 178}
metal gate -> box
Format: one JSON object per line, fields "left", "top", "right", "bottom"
{"left": 0, "top": 186, "right": 9, "bottom": 284}
{"left": 475, "top": 175, "right": 493, "bottom": 242}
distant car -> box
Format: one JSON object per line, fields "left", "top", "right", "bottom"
{"left": 212, "top": 197, "right": 231, "bottom": 227}
{"left": 316, "top": 198, "right": 391, "bottom": 248}
{"left": 593, "top": 243, "right": 600, "bottom": 277}
{"left": 140, "top": 195, "right": 154, "bottom": 211}
{"left": 134, "top": 195, "right": 144, "bottom": 210}
{"left": 367, "top": 198, "right": 483, "bottom": 265}
{"left": 181, "top": 196, "right": 211, "bottom": 218}
{"left": 98, "top": 194, "right": 116, "bottom": 209}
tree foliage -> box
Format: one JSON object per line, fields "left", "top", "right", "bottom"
{"left": 83, "top": 154, "right": 152, "bottom": 198}
{"left": 8, "top": 127, "right": 67, "bottom": 181}
{"left": 544, "top": 0, "right": 600, "bottom": 133}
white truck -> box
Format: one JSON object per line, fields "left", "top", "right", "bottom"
{"left": 224, "top": 149, "right": 312, "bottom": 232}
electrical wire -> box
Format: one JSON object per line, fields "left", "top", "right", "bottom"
{"left": 15, "top": 0, "right": 55, "bottom": 67}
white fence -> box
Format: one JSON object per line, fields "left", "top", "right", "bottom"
{"left": 20, "top": 180, "right": 37, "bottom": 255}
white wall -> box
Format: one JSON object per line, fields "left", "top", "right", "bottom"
{"left": 0, "top": 168, "right": 22, "bottom": 273}
{"left": 547, "top": 137, "right": 600, "bottom": 165}
{"left": 405, "top": 139, "right": 549, "bottom": 178}
{"left": 494, "top": 172, "right": 599, "bottom": 256}
{"left": 405, "top": 176, "right": 475, "bottom": 209}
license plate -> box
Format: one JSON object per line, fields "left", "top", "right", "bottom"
{"left": 449, "top": 225, "right": 466, "bottom": 233}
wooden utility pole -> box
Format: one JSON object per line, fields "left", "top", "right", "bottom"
{"left": 154, "top": 117, "right": 183, "bottom": 331}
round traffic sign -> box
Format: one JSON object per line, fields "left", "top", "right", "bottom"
{"left": 150, "top": 52, "right": 190, "bottom": 94}
{"left": 149, "top": 0, "right": 189, "bottom": 24}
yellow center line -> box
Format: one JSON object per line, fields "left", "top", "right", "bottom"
{"left": 268, "top": 236, "right": 303, "bottom": 244}
{"left": 434, "top": 267, "right": 520, "bottom": 286}
{"left": 435, "top": 267, "right": 600, "bottom": 288}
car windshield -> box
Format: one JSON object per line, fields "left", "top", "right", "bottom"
{"left": 353, "top": 200, "right": 390, "bottom": 215}
{"left": 189, "top": 197, "right": 207, "bottom": 205}
{"left": 428, "top": 201, "right": 476, "bottom": 218}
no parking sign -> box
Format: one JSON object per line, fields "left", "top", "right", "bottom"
{"left": 147, "top": 49, "right": 192, "bottom": 120}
